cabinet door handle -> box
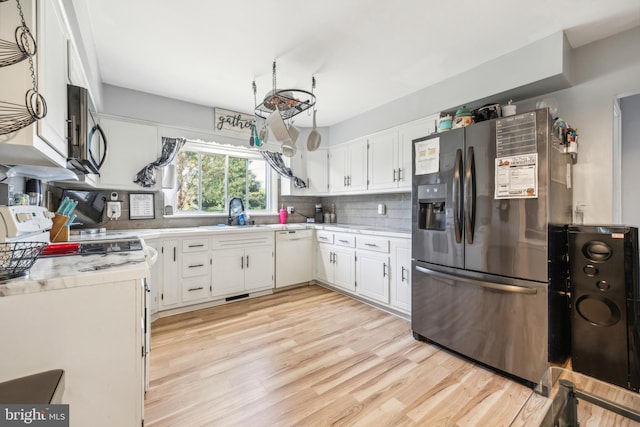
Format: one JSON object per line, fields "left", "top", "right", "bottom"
{"left": 343, "top": 176, "right": 347, "bottom": 186}
{"left": 188, "top": 244, "right": 204, "bottom": 248}
{"left": 187, "top": 287, "right": 204, "bottom": 292}
{"left": 398, "top": 168, "right": 403, "bottom": 181}
{"left": 319, "top": 236, "right": 328, "bottom": 241}
{"left": 188, "top": 264, "right": 204, "bottom": 268}
{"left": 173, "top": 247, "right": 176, "bottom": 262}
{"left": 401, "top": 266, "right": 406, "bottom": 282}
{"left": 348, "top": 176, "right": 351, "bottom": 186}
{"left": 338, "top": 239, "right": 350, "bottom": 244}
{"left": 364, "top": 243, "right": 378, "bottom": 247}
{"left": 241, "top": 256, "right": 244, "bottom": 269}
{"left": 246, "top": 255, "right": 249, "bottom": 269}
{"left": 383, "top": 263, "right": 388, "bottom": 277}
{"left": 393, "top": 169, "right": 397, "bottom": 182}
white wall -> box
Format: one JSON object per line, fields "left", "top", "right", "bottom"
{"left": 526, "top": 26, "right": 640, "bottom": 224}
{"left": 330, "top": 26, "right": 640, "bottom": 224}
{"left": 621, "top": 93, "right": 640, "bottom": 227}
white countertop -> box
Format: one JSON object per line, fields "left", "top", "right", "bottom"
{"left": 0, "top": 251, "right": 149, "bottom": 297}
{"left": 0, "top": 223, "right": 408, "bottom": 297}
{"left": 110, "top": 223, "right": 411, "bottom": 240}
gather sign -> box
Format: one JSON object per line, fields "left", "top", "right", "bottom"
{"left": 214, "top": 108, "right": 255, "bottom": 138}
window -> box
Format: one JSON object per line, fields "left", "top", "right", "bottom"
{"left": 171, "top": 141, "right": 274, "bottom": 215}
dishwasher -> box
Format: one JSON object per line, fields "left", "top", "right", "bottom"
{"left": 275, "top": 228, "right": 313, "bottom": 288}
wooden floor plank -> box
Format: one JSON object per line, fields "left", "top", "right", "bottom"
{"left": 145, "top": 285, "right": 533, "bottom": 426}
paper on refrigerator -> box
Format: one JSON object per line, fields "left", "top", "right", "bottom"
{"left": 495, "top": 153, "right": 538, "bottom": 199}
{"left": 414, "top": 137, "right": 439, "bottom": 175}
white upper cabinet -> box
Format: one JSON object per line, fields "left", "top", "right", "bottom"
{"left": 397, "top": 115, "right": 437, "bottom": 186}
{"left": 306, "top": 147, "right": 329, "bottom": 195}
{"left": 36, "top": 0, "right": 68, "bottom": 158}
{"left": 329, "top": 138, "right": 367, "bottom": 193}
{"left": 368, "top": 116, "right": 436, "bottom": 192}
{"left": 367, "top": 129, "right": 399, "bottom": 191}
{"left": 97, "top": 117, "right": 161, "bottom": 190}
{"left": 0, "top": 0, "right": 68, "bottom": 167}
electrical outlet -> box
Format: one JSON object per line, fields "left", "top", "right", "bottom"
{"left": 107, "top": 201, "right": 121, "bottom": 220}
{"left": 287, "top": 206, "right": 294, "bottom": 214}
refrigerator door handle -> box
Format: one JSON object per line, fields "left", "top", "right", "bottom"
{"left": 464, "top": 146, "right": 476, "bottom": 244}
{"left": 453, "top": 148, "right": 463, "bottom": 244}
{"left": 415, "top": 266, "right": 538, "bottom": 295}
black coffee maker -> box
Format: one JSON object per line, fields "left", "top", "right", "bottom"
{"left": 314, "top": 204, "right": 323, "bottom": 223}
{"left": 25, "top": 179, "right": 43, "bottom": 206}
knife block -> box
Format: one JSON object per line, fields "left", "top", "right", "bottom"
{"left": 50, "top": 214, "right": 70, "bottom": 243}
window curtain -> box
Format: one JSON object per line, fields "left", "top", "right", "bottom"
{"left": 260, "top": 151, "right": 307, "bottom": 189}
{"left": 134, "top": 137, "right": 186, "bottom": 188}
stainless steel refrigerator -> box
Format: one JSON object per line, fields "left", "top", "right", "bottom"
{"left": 411, "top": 108, "right": 573, "bottom": 384}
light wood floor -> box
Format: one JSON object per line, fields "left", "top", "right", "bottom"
{"left": 144, "top": 285, "right": 533, "bottom": 426}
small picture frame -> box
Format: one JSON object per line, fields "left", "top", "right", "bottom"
{"left": 129, "top": 193, "right": 155, "bottom": 220}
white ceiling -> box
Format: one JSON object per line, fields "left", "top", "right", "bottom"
{"left": 82, "top": 0, "right": 640, "bottom": 127}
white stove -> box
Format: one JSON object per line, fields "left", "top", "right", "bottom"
{"left": 0, "top": 205, "right": 53, "bottom": 244}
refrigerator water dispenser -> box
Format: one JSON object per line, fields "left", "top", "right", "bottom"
{"left": 417, "top": 184, "right": 446, "bottom": 231}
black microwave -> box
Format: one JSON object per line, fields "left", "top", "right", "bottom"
{"left": 67, "top": 84, "right": 107, "bottom": 175}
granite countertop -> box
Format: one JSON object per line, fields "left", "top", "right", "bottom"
{"left": 0, "top": 251, "right": 149, "bottom": 297}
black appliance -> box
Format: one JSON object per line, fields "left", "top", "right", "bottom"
{"left": 314, "top": 204, "right": 324, "bottom": 223}
{"left": 67, "top": 84, "right": 107, "bottom": 175}
{"left": 61, "top": 189, "right": 107, "bottom": 226}
{"left": 568, "top": 225, "right": 640, "bottom": 391}
{"left": 411, "top": 109, "right": 574, "bottom": 384}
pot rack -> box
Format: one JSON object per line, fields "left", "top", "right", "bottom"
{"left": 253, "top": 61, "right": 316, "bottom": 120}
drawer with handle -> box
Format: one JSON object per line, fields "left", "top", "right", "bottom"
{"left": 316, "top": 230, "right": 334, "bottom": 244}
{"left": 334, "top": 232, "right": 355, "bottom": 248}
{"left": 181, "top": 276, "right": 210, "bottom": 302}
{"left": 356, "top": 235, "right": 390, "bottom": 253}
{"left": 181, "top": 252, "right": 210, "bottom": 278}
{"left": 182, "top": 238, "right": 209, "bottom": 253}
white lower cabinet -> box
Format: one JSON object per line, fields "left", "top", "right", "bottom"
{"left": 0, "top": 278, "right": 145, "bottom": 427}
{"left": 144, "top": 238, "right": 161, "bottom": 315}
{"left": 179, "top": 237, "right": 210, "bottom": 303}
{"left": 355, "top": 235, "right": 391, "bottom": 304}
{"left": 391, "top": 242, "right": 412, "bottom": 313}
{"left": 148, "top": 228, "right": 409, "bottom": 317}
{"left": 159, "top": 239, "right": 180, "bottom": 308}
{"left": 315, "top": 230, "right": 411, "bottom": 315}
{"left": 211, "top": 232, "right": 274, "bottom": 298}
{"left": 315, "top": 231, "right": 355, "bottom": 293}
{"left": 211, "top": 248, "right": 245, "bottom": 297}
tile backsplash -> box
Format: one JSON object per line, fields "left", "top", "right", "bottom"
{"left": 51, "top": 184, "right": 411, "bottom": 232}
{"left": 320, "top": 193, "right": 411, "bottom": 231}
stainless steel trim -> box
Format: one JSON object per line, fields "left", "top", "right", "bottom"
{"left": 464, "top": 146, "right": 476, "bottom": 244}
{"left": 415, "top": 265, "right": 537, "bottom": 295}
{"left": 453, "top": 148, "right": 463, "bottom": 244}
